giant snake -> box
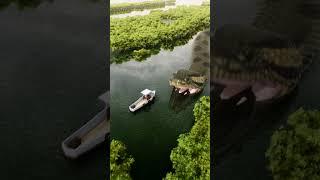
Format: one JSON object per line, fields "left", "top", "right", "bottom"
{"left": 170, "top": 0, "right": 320, "bottom": 105}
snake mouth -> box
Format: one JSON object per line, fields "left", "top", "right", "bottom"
{"left": 212, "top": 77, "right": 286, "bottom": 104}
{"left": 173, "top": 87, "right": 201, "bottom": 95}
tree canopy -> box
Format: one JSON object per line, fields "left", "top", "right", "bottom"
{"left": 165, "top": 96, "right": 210, "bottom": 179}
{"left": 266, "top": 108, "right": 320, "bottom": 180}
{"left": 110, "top": 139, "right": 135, "bottom": 180}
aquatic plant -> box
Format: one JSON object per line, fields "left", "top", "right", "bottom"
{"left": 110, "top": 5, "right": 210, "bottom": 63}
{"left": 266, "top": 108, "right": 320, "bottom": 180}
{"left": 165, "top": 96, "right": 210, "bottom": 179}
{"left": 110, "top": 0, "right": 176, "bottom": 15}
{"left": 110, "top": 139, "right": 135, "bottom": 180}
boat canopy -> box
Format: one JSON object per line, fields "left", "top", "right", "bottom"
{"left": 141, "top": 89, "right": 152, "bottom": 95}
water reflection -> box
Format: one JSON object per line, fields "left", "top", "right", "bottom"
{"left": 168, "top": 88, "right": 202, "bottom": 112}
{"left": 213, "top": 86, "right": 255, "bottom": 161}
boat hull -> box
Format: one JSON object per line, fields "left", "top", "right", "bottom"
{"left": 129, "top": 91, "right": 156, "bottom": 112}
{"left": 61, "top": 91, "right": 110, "bottom": 159}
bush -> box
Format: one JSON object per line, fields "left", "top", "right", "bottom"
{"left": 165, "top": 96, "right": 210, "bottom": 179}
{"left": 110, "top": 139, "right": 135, "bottom": 180}
{"left": 110, "top": 5, "right": 210, "bottom": 63}
{"left": 266, "top": 108, "right": 320, "bottom": 180}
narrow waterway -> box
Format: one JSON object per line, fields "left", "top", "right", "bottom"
{"left": 110, "top": 34, "right": 210, "bottom": 179}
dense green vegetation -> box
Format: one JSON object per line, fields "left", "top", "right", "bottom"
{"left": 110, "top": 5, "right": 210, "bottom": 63}
{"left": 266, "top": 108, "right": 320, "bottom": 180}
{"left": 165, "top": 96, "right": 210, "bottom": 179}
{"left": 110, "top": 0, "right": 175, "bottom": 15}
{"left": 110, "top": 139, "right": 135, "bottom": 180}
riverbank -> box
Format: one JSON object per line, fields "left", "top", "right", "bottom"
{"left": 110, "top": 0, "right": 176, "bottom": 15}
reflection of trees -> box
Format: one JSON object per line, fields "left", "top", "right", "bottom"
{"left": 168, "top": 88, "right": 202, "bottom": 113}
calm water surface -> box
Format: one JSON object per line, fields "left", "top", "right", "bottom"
{"left": 111, "top": 35, "right": 210, "bottom": 179}
{"left": 0, "top": 0, "right": 107, "bottom": 179}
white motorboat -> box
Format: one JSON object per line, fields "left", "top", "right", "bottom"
{"left": 129, "top": 89, "right": 156, "bottom": 112}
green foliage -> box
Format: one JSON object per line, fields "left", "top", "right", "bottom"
{"left": 165, "top": 96, "right": 210, "bottom": 180}
{"left": 110, "top": 5, "right": 210, "bottom": 63}
{"left": 266, "top": 108, "right": 320, "bottom": 180}
{"left": 110, "top": 139, "right": 135, "bottom": 180}
{"left": 110, "top": 0, "right": 175, "bottom": 15}
{"left": 132, "top": 48, "right": 160, "bottom": 61}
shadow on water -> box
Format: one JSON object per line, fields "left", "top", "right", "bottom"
{"left": 168, "top": 88, "right": 203, "bottom": 113}
{"left": 214, "top": 85, "right": 299, "bottom": 164}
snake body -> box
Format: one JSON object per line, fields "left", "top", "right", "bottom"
{"left": 211, "top": 25, "right": 306, "bottom": 102}
{"left": 169, "top": 30, "right": 210, "bottom": 95}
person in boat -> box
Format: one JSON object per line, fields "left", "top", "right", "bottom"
{"left": 143, "top": 94, "right": 151, "bottom": 100}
